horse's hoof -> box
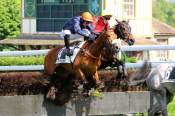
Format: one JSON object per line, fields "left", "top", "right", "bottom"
{"left": 96, "top": 82, "right": 105, "bottom": 89}
{"left": 89, "top": 89, "right": 103, "bottom": 98}
{"left": 46, "top": 86, "right": 57, "bottom": 100}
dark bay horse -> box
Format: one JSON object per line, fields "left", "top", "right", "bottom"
{"left": 44, "top": 20, "right": 135, "bottom": 104}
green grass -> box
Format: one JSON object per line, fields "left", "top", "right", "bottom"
{"left": 168, "top": 97, "right": 175, "bottom": 116}
{"left": 0, "top": 56, "right": 44, "bottom": 66}
{"left": 133, "top": 97, "right": 175, "bottom": 116}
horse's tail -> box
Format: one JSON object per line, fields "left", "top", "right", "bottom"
{"left": 128, "top": 60, "right": 152, "bottom": 86}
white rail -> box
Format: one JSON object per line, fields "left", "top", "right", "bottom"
{"left": 0, "top": 45, "right": 175, "bottom": 71}
{"left": 0, "top": 65, "right": 44, "bottom": 71}
{"left": 1, "top": 61, "right": 175, "bottom": 71}
{"left": 0, "top": 49, "right": 49, "bottom": 57}
{"left": 121, "top": 45, "right": 175, "bottom": 51}
{"left": 0, "top": 45, "right": 175, "bottom": 57}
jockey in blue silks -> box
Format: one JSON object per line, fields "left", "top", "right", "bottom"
{"left": 61, "top": 12, "right": 96, "bottom": 56}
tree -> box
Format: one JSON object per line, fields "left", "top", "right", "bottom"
{"left": 0, "top": 0, "right": 21, "bottom": 39}
{"left": 153, "top": 0, "right": 175, "bottom": 28}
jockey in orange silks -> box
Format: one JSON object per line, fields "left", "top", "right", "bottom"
{"left": 61, "top": 12, "right": 97, "bottom": 56}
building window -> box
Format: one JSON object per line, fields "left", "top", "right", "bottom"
{"left": 157, "top": 39, "right": 168, "bottom": 61}
{"left": 123, "top": 0, "right": 135, "bottom": 18}
{"left": 36, "top": 0, "right": 101, "bottom": 32}
{"left": 24, "top": 0, "right": 36, "bottom": 17}
{"left": 37, "top": 0, "right": 88, "bottom": 4}
{"left": 36, "top": 2, "right": 90, "bottom": 32}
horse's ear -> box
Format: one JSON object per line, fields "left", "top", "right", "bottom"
{"left": 126, "top": 20, "right": 129, "bottom": 24}
{"left": 115, "top": 19, "right": 120, "bottom": 24}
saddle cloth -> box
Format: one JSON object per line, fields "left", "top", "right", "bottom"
{"left": 162, "top": 66, "right": 175, "bottom": 94}
{"left": 55, "top": 41, "right": 85, "bottom": 64}
{"left": 164, "top": 66, "right": 175, "bottom": 80}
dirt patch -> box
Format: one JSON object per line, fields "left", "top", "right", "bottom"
{"left": 0, "top": 72, "right": 49, "bottom": 96}
{"left": 0, "top": 70, "right": 147, "bottom": 96}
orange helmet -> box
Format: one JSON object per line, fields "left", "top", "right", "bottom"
{"left": 81, "top": 12, "right": 93, "bottom": 22}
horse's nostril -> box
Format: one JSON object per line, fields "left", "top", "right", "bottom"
{"left": 128, "top": 39, "right": 135, "bottom": 46}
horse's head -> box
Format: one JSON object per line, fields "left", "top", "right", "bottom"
{"left": 114, "top": 20, "right": 135, "bottom": 46}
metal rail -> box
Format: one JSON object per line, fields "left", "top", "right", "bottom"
{"left": 0, "top": 45, "right": 175, "bottom": 71}
{"left": 0, "top": 65, "right": 44, "bottom": 71}
{"left": 121, "top": 45, "right": 175, "bottom": 51}
{"left": 0, "top": 61, "right": 175, "bottom": 71}
{"left": 0, "top": 50, "right": 49, "bottom": 57}
{"left": 1, "top": 45, "right": 175, "bottom": 57}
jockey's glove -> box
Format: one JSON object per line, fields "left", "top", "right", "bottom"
{"left": 78, "top": 29, "right": 91, "bottom": 37}
{"left": 88, "top": 34, "right": 96, "bottom": 40}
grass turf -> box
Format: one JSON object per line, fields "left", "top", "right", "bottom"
{"left": 168, "top": 97, "right": 175, "bottom": 116}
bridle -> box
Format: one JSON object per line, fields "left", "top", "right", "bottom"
{"left": 114, "top": 21, "right": 134, "bottom": 45}
{"left": 83, "top": 32, "right": 114, "bottom": 61}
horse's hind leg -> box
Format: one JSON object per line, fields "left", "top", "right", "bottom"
{"left": 159, "top": 88, "right": 168, "bottom": 116}
{"left": 149, "top": 91, "right": 162, "bottom": 116}
{"left": 149, "top": 89, "right": 168, "bottom": 116}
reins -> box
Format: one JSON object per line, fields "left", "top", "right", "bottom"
{"left": 84, "top": 51, "right": 100, "bottom": 60}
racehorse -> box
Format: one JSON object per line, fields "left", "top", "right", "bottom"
{"left": 44, "top": 20, "right": 135, "bottom": 104}
{"left": 128, "top": 61, "right": 175, "bottom": 116}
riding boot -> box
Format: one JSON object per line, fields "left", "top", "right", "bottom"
{"left": 64, "top": 34, "right": 73, "bottom": 56}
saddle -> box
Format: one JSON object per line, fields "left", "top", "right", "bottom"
{"left": 55, "top": 41, "right": 85, "bottom": 64}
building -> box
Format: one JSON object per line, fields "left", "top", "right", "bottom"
{"left": 21, "top": 0, "right": 175, "bottom": 61}
{"left": 22, "top": 0, "right": 102, "bottom": 34}
{"left": 151, "top": 18, "right": 175, "bottom": 61}
{"left": 22, "top": 0, "right": 153, "bottom": 39}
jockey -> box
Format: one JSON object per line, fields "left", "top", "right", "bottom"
{"left": 61, "top": 12, "right": 96, "bottom": 56}
{"left": 93, "top": 10, "right": 112, "bottom": 34}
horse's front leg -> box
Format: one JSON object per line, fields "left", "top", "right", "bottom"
{"left": 93, "top": 71, "right": 101, "bottom": 84}
{"left": 94, "top": 71, "right": 105, "bottom": 89}
{"left": 74, "top": 68, "right": 87, "bottom": 84}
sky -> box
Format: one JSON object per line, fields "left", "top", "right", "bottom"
{"left": 169, "top": 0, "right": 175, "bottom": 2}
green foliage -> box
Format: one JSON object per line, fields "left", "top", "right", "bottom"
{"left": 127, "top": 57, "right": 137, "bottom": 63}
{"left": 0, "top": 45, "right": 19, "bottom": 51}
{"left": 121, "top": 53, "right": 137, "bottom": 63}
{"left": 0, "top": 0, "right": 21, "bottom": 39}
{"left": 153, "top": 0, "right": 175, "bottom": 27}
{"left": 168, "top": 97, "right": 175, "bottom": 116}
{"left": 0, "top": 56, "right": 44, "bottom": 66}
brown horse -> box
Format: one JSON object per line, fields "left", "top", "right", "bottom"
{"left": 44, "top": 20, "right": 135, "bottom": 103}
{"left": 45, "top": 31, "right": 114, "bottom": 86}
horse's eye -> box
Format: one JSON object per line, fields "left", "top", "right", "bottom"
{"left": 122, "top": 27, "right": 125, "bottom": 31}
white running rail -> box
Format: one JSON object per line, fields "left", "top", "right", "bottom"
{"left": 0, "top": 45, "right": 175, "bottom": 71}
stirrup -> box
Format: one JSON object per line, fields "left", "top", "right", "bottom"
{"left": 66, "top": 49, "right": 73, "bottom": 56}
